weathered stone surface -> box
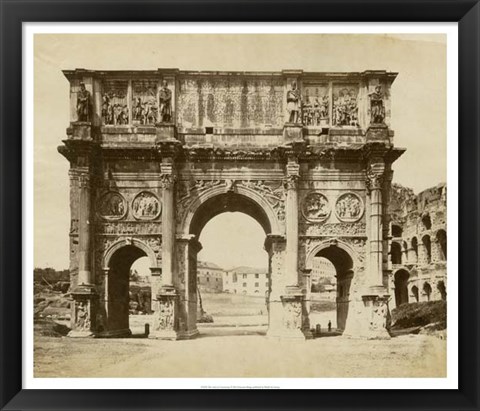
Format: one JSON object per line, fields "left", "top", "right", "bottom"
{"left": 59, "top": 68, "right": 404, "bottom": 340}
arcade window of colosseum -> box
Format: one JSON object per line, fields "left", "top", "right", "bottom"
{"left": 436, "top": 230, "right": 447, "bottom": 260}
{"left": 392, "top": 224, "right": 403, "bottom": 238}
{"left": 421, "top": 214, "right": 432, "bottom": 231}
{"left": 411, "top": 237, "right": 419, "bottom": 263}
{"left": 422, "top": 235, "right": 432, "bottom": 264}
{"left": 391, "top": 242, "right": 402, "bottom": 265}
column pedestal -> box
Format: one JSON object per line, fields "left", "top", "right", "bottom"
{"left": 155, "top": 123, "right": 176, "bottom": 142}
{"left": 68, "top": 286, "right": 97, "bottom": 338}
{"left": 283, "top": 123, "right": 304, "bottom": 144}
{"left": 150, "top": 285, "right": 179, "bottom": 340}
{"left": 67, "top": 121, "right": 92, "bottom": 140}
{"left": 360, "top": 286, "right": 391, "bottom": 340}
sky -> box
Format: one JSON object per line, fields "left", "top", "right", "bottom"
{"left": 34, "top": 33, "right": 447, "bottom": 270}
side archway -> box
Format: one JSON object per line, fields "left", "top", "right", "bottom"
{"left": 102, "top": 238, "right": 158, "bottom": 270}
{"left": 305, "top": 239, "right": 357, "bottom": 331}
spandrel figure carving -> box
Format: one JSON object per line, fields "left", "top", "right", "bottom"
{"left": 369, "top": 85, "right": 386, "bottom": 124}
{"left": 286, "top": 81, "right": 301, "bottom": 124}
{"left": 76, "top": 83, "right": 91, "bottom": 122}
{"left": 159, "top": 80, "right": 172, "bottom": 123}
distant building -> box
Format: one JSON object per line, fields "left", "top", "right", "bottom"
{"left": 197, "top": 261, "right": 224, "bottom": 293}
{"left": 223, "top": 266, "right": 268, "bottom": 296}
{"left": 311, "top": 257, "right": 336, "bottom": 284}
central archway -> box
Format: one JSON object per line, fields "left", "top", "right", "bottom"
{"left": 184, "top": 190, "right": 274, "bottom": 337}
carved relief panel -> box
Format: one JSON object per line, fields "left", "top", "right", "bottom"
{"left": 302, "top": 84, "right": 329, "bottom": 126}
{"left": 132, "top": 79, "right": 158, "bottom": 125}
{"left": 332, "top": 84, "right": 359, "bottom": 127}
{"left": 176, "top": 77, "right": 285, "bottom": 129}
{"left": 97, "top": 192, "right": 127, "bottom": 220}
{"left": 132, "top": 191, "right": 161, "bottom": 220}
{"left": 102, "top": 80, "right": 128, "bottom": 125}
{"left": 302, "top": 192, "right": 331, "bottom": 222}
{"left": 335, "top": 193, "right": 364, "bottom": 222}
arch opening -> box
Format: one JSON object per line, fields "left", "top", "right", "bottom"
{"left": 391, "top": 242, "right": 402, "bottom": 265}
{"left": 188, "top": 193, "right": 271, "bottom": 336}
{"left": 312, "top": 245, "right": 354, "bottom": 332}
{"left": 421, "top": 214, "right": 432, "bottom": 230}
{"left": 422, "top": 282, "right": 432, "bottom": 301}
{"left": 106, "top": 245, "right": 151, "bottom": 336}
{"left": 437, "top": 281, "right": 447, "bottom": 301}
{"left": 392, "top": 224, "right": 403, "bottom": 238}
{"left": 394, "top": 269, "right": 410, "bottom": 307}
{"left": 422, "top": 235, "right": 432, "bottom": 264}
{"left": 189, "top": 192, "right": 272, "bottom": 238}
{"left": 411, "top": 285, "right": 419, "bottom": 302}
{"left": 411, "top": 237, "right": 418, "bottom": 263}
{"left": 436, "top": 230, "right": 447, "bottom": 261}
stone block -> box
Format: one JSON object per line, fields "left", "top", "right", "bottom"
{"left": 283, "top": 123, "right": 304, "bottom": 144}
{"left": 155, "top": 123, "right": 176, "bottom": 142}
{"left": 68, "top": 121, "right": 92, "bottom": 140}
{"left": 366, "top": 124, "right": 389, "bottom": 142}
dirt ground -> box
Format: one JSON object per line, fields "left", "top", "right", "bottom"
{"left": 34, "top": 322, "right": 446, "bottom": 378}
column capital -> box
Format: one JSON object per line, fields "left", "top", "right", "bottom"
{"left": 366, "top": 164, "right": 385, "bottom": 193}
{"left": 160, "top": 173, "right": 176, "bottom": 189}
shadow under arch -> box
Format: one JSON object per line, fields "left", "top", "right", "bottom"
{"left": 180, "top": 185, "right": 281, "bottom": 237}
{"left": 102, "top": 238, "right": 158, "bottom": 270}
{"left": 100, "top": 239, "right": 158, "bottom": 337}
{"left": 305, "top": 239, "right": 357, "bottom": 332}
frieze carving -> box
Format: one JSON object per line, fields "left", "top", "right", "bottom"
{"left": 302, "top": 222, "right": 366, "bottom": 237}
{"left": 335, "top": 193, "right": 364, "bottom": 222}
{"left": 97, "top": 192, "right": 127, "bottom": 220}
{"left": 132, "top": 192, "right": 161, "bottom": 220}
{"left": 102, "top": 79, "right": 128, "bottom": 125}
{"left": 333, "top": 86, "right": 359, "bottom": 127}
{"left": 74, "top": 300, "right": 91, "bottom": 331}
{"left": 302, "top": 192, "right": 331, "bottom": 222}
{"left": 97, "top": 222, "right": 161, "bottom": 235}
{"left": 132, "top": 79, "right": 158, "bottom": 125}
{"left": 156, "top": 299, "right": 175, "bottom": 330}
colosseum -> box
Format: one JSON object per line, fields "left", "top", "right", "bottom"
{"left": 388, "top": 183, "right": 447, "bottom": 309}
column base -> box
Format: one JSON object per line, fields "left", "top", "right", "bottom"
{"left": 358, "top": 288, "right": 391, "bottom": 340}
{"left": 67, "top": 330, "right": 96, "bottom": 338}
{"left": 152, "top": 287, "right": 179, "bottom": 339}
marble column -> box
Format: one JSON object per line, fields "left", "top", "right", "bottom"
{"left": 361, "top": 163, "right": 390, "bottom": 339}
{"left": 276, "top": 161, "right": 307, "bottom": 339}
{"left": 151, "top": 163, "right": 179, "bottom": 339}
{"left": 69, "top": 173, "right": 96, "bottom": 337}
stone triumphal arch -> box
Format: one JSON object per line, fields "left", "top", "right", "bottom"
{"left": 59, "top": 68, "right": 404, "bottom": 340}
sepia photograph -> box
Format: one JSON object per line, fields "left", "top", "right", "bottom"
{"left": 31, "top": 31, "right": 451, "bottom": 384}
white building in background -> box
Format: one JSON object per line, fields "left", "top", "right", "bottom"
{"left": 311, "top": 257, "right": 337, "bottom": 283}
{"left": 223, "top": 266, "right": 268, "bottom": 296}
{"left": 197, "top": 261, "right": 224, "bottom": 293}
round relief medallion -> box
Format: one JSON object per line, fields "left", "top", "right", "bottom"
{"left": 97, "top": 192, "right": 127, "bottom": 220}
{"left": 302, "top": 192, "right": 331, "bottom": 222}
{"left": 132, "top": 191, "right": 161, "bottom": 220}
{"left": 335, "top": 192, "right": 364, "bottom": 222}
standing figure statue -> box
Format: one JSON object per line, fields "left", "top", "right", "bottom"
{"left": 286, "top": 81, "right": 301, "bottom": 124}
{"left": 369, "top": 85, "right": 386, "bottom": 124}
{"left": 76, "top": 82, "right": 91, "bottom": 122}
{"left": 159, "top": 80, "right": 172, "bottom": 123}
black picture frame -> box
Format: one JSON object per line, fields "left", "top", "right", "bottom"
{"left": 1, "top": 1, "right": 479, "bottom": 410}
